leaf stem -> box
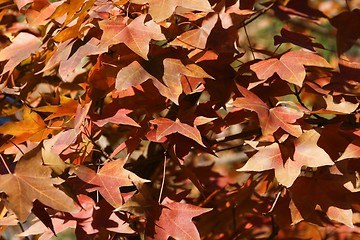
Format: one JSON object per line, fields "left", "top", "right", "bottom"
{"left": 8, "top": 139, "right": 24, "bottom": 155}
{"left": 158, "top": 151, "right": 167, "bottom": 204}
{"left": 0, "top": 154, "right": 11, "bottom": 174}
{"left": 17, "top": 222, "right": 30, "bottom": 240}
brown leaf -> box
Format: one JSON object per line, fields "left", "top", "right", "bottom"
{"left": 274, "top": 27, "right": 324, "bottom": 51}
{"left": 290, "top": 175, "right": 355, "bottom": 227}
{"left": 330, "top": 9, "right": 360, "bottom": 55}
{"left": 0, "top": 147, "right": 79, "bottom": 222}
{"left": 150, "top": 118, "right": 205, "bottom": 146}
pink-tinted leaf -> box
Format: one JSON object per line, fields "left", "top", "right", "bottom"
{"left": 238, "top": 130, "right": 333, "bottom": 187}
{"left": 130, "top": 0, "right": 212, "bottom": 22}
{"left": 149, "top": 201, "right": 212, "bottom": 240}
{"left": 75, "top": 159, "right": 149, "bottom": 208}
{"left": 93, "top": 108, "right": 140, "bottom": 127}
{"left": 232, "top": 86, "right": 303, "bottom": 137}
{"left": 116, "top": 60, "right": 155, "bottom": 91}
{"left": 337, "top": 139, "right": 360, "bottom": 161}
{"left": 0, "top": 32, "right": 42, "bottom": 74}
{"left": 170, "top": 14, "right": 217, "bottom": 49}
{"left": 59, "top": 38, "right": 101, "bottom": 82}
{"left": 99, "top": 14, "right": 165, "bottom": 59}
{"left": 250, "top": 50, "right": 331, "bottom": 86}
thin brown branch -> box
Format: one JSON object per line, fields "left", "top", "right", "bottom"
{"left": 211, "top": 128, "right": 262, "bottom": 145}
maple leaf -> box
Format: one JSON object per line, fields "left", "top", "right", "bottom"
{"left": 150, "top": 118, "right": 205, "bottom": 146}
{"left": 337, "top": 139, "right": 360, "bottom": 161}
{"left": 99, "top": 14, "right": 165, "bottom": 59}
{"left": 0, "top": 106, "right": 56, "bottom": 151}
{"left": 289, "top": 175, "right": 355, "bottom": 227}
{"left": 232, "top": 86, "right": 304, "bottom": 137}
{"left": 58, "top": 37, "right": 101, "bottom": 82}
{"left": 147, "top": 200, "right": 212, "bottom": 240}
{"left": 116, "top": 57, "right": 211, "bottom": 104}
{"left": 0, "top": 32, "right": 42, "bottom": 74}
{"left": 0, "top": 147, "right": 79, "bottom": 222}
{"left": 238, "top": 129, "right": 334, "bottom": 187}
{"left": 116, "top": 60, "right": 155, "bottom": 91}
{"left": 25, "top": 0, "right": 64, "bottom": 26}
{"left": 274, "top": 27, "right": 324, "bottom": 51}
{"left": 250, "top": 50, "right": 331, "bottom": 86}
{"left": 152, "top": 58, "right": 212, "bottom": 104}
{"left": 92, "top": 108, "right": 140, "bottom": 127}
{"left": 170, "top": 13, "right": 218, "bottom": 49}
{"left": 323, "top": 95, "right": 359, "bottom": 114}
{"left": 130, "top": 0, "right": 212, "bottom": 22}
{"left": 14, "top": 0, "right": 33, "bottom": 9}
{"left": 18, "top": 195, "right": 134, "bottom": 239}
{"left": 330, "top": 9, "right": 360, "bottom": 55}
{"left": 74, "top": 159, "right": 149, "bottom": 208}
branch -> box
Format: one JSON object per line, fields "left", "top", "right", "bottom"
{"left": 211, "top": 128, "right": 262, "bottom": 145}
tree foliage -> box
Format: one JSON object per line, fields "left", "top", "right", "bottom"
{"left": 0, "top": 0, "right": 359, "bottom": 239}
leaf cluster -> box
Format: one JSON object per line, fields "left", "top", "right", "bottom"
{"left": 0, "top": 0, "right": 359, "bottom": 239}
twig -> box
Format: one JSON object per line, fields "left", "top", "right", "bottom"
{"left": 214, "top": 144, "right": 244, "bottom": 153}
{"left": 244, "top": 25, "right": 255, "bottom": 60}
{"left": 241, "top": 1, "right": 276, "bottom": 28}
{"left": 211, "top": 128, "right": 262, "bottom": 145}
{"left": 199, "top": 189, "right": 221, "bottom": 207}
